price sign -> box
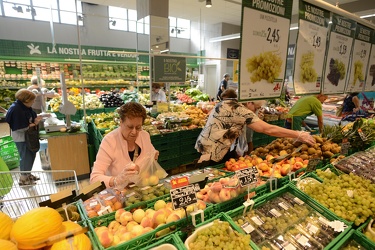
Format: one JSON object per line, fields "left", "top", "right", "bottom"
{"left": 323, "top": 14, "right": 356, "bottom": 94}
{"left": 294, "top": 0, "right": 330, "bottom": 95}
{"left": 170, "top": 183, "right": 200, "bottom": 210}
{"left": 364, "top": 33, "right": 375, "bottom": 92}
{"left": 306, "top": 158, "right": 322, "bottom": 172}
{"left": 238, "top": 0, "right": 293, "bottom": 101}
{"left": 236, "top": 167, "right": 258, "bottom": 187}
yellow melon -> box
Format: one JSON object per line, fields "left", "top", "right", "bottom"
{"left": 50, "top": 221, "right": 92, "bottom": 250}
{"left": 0, "top": 239, "right": 17, "bottom": 250}
{"left": 0, "top": 212, "right": 13, "bottom": 240}
{"left": 10, "top": 207, "right": 63, "bottom": 249}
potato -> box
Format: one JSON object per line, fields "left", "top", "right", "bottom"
{"left": 321, "top": 144, "right": 332, "bottom": 152}
{"left": 323, "top": 151, "right": 334, "bottom": 158}
{"left": 313, "top": 135, "right": 324, "bottom": 144}
{"left": 300, "top": 154, "right": 309, "bottom": 160}
{"left": 316, "top": 150, "right": 322, "bottom": 156}
{"left": 301, "top": 144, "right": 309, "bottom": 151}
{"left": 307, "top": 148, "right": 317, "bottom": 155}
{"left": 331, "top": 147, "right": 341, "bottom": 154}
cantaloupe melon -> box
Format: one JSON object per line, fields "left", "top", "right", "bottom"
{"left": 0, "top": 212, "right": 13, "bottom": 240}
{"left": 0, "top": 239, "right": 17, "bottom": 250}
{"left": 10, "top": 207, "right": 63, "bottom": 249}
{"left": 50, "top": 221, "right": 92, "bottom": 250}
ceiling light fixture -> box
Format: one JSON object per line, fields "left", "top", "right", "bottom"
{"left": 209, "top": 33, "right": 240, "bottom": 42}
{"left": 360, "top": 13, "right": 375, "bottom": 19}
{"left": 206, "top": 0, "right": 212, "bottom": 8}
{"left": 26, "top": 6, "right": 36, "bottom": 16}
{"left": 12, "top": 4, "right": 23, "bottom": 13}
{"left": 109, "top": 19, "right": 116, "bottom": 26}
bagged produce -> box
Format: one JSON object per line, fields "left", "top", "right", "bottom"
{"left": 130, "top": 150, "right": 168, "bottom": 187}
{"left": 83, "top": 188, "right": 124, "bottom": 218}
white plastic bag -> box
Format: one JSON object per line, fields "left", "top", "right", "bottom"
{"left": 235, "top": 125, "right": 248, "bottom": 156}
{"left": 131, "top": 150, "right": 168, "bottom": 187}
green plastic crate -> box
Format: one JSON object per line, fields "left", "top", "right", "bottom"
{"left": 142, "top": 233, "right": 185, "bottom": 250}
{"left": 158, "top": 157, "right": 180, "bottom": 171}
{"left": 0, "top": 136, "right": 13, "bottom": 145}
{"left": 355, "top": 218, "right": 375, "bottom": 249}
{"left": 89, "top": 205, "right": 214, "bottom": 250}
{"left": 332, "top": 229, "right": 373, "bottom": 250}
{"left": 0, "top": 140, "right": 20, "bottom": 170}
{"left": 179, "top": 129, "right": 202, "bottom": 141}
{"left": 179, "top": 152, "right": 200, "bottom": 166}
{"left": 176, "top": 212, "right": 259, "bottom": 250}
{"left": 226, "top": 184, "right": 352, "bottom": 249}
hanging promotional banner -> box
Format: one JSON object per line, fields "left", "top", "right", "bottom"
{"left": 238, "top": 0, "right": 293, "bottom": 101}
{"left": 346, "top": 24, "right": 373, "bottom": 93}
{"left": 293, "top": 0, "right": 330, "bottom": 95}
{"left": 365, "top": 33, "right": 375, "bottom": 92}
{"left": 322, "top": 14, "right": 356, "bottom": 94}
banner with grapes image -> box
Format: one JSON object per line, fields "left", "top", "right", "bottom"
{"left": 322, "top": 14, "right": 356, "bottom": 94}
{"left": 238, "top": 0, "right": 293, "bottom": 101}
{"left": 293, "top": 0, "right": 330, "bottom": 95}
{"left": 364, "top": 33, "right": 375, "bottom": 92}
{"left": 346, "top": 24, "right": 373, "bottom": 93}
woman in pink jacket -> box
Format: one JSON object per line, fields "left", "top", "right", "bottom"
{"left": 90, "top": 102, "right": 159, "bottom": 188}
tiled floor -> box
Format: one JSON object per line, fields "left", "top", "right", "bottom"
{"left": 0, "top": 121, "right": 90, "bottom": 219}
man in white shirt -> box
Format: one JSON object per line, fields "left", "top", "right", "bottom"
{"left": 151, "top": 83, "right": 167, "bottom": 103}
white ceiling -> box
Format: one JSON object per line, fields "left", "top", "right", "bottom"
{"left": 81, "top": 0, "right": 375, "bottom": 26}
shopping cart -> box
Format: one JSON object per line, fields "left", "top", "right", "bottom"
{"left": 0, "top": 170, "right": 81, "bottom": 219}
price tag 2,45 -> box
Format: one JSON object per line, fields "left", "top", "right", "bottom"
{"left": 236, "top": 167, "right": 258, "bottom": 187}
{"left": 170, "top": 183, "right": 200, "bottom": 210}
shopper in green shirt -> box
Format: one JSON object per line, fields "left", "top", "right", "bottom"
{"left": 285, "top": 94, "right": 328, "bottom": 133}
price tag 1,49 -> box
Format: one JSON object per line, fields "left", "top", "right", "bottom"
{"left": 236, "top": 167, "right": 258, "bottom": 187}
{"left": 170, "top": 183, "right": 200, "bottom": 210}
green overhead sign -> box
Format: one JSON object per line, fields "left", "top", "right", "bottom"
{"left": 153, "top": 55, "right": 186, "bottom": 82}
{"left": 0, "top": 39, "right": 149, "bottom": 63}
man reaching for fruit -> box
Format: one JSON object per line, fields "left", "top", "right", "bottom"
{"left": 195, "top": 89, "right": 315, "bottom": 163}
{"left": 90, "top": 102, "right": 159, "bottom": 188}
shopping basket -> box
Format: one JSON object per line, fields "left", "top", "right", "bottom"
{"left": 0, "top": 170, "right": 80, "bottom": 219}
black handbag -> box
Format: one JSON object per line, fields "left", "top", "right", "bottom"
{"left": 25, "top": 126, "right": 40, "bottom": 152}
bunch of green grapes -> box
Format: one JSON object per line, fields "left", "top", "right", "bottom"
{"left": 300, "top": 51, "right": 318, "bottom": 83}
{"left": 304, "top": 171, "right": 375, "bottom": 226}
{"left": 189, "top": 219, "right": 251, "bottom": 250}
{"left": 246, "top": 51, "right": 282, "bottom": 83}
{"left": 336, "top": 59, "right": 346, "bottom": 80}
{"left": 352, "top": 60, "right": 364, "bottom": 85}
{"left": 316, "top": 169, "right": 338, "bottom": 180}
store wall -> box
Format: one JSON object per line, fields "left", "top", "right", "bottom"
{"left": 0, "top": 3, "right": 194, "bottom": 53}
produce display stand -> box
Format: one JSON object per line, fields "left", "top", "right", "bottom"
{"left": 0, "top": 170, "right": 80, "bottom": 219}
